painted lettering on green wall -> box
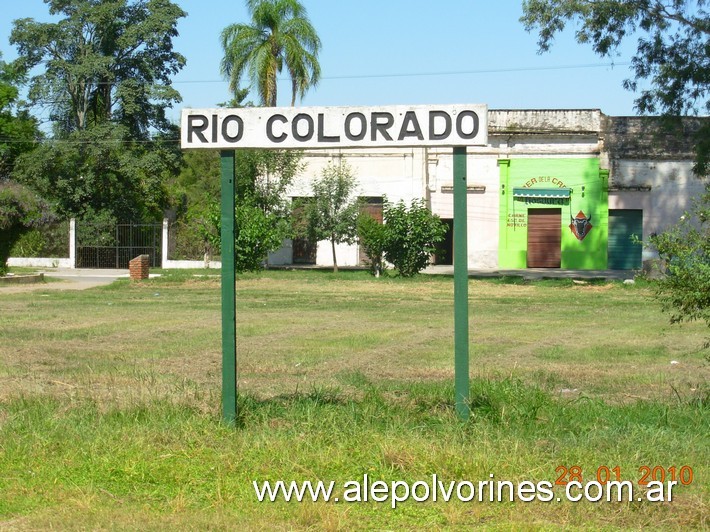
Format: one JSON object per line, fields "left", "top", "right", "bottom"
{"left": 522, "top": 176, "right": 568, "bottom": 188}
{"left": 519, "top": 197, "right": 568, "bottom": 205}
{"left": 506, "top": 213, "right": 527, "bottom": 228}
{"left": 517, "top": 176, "right": 570, "bottom": 205}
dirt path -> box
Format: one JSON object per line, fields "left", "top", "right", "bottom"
{"left": 0, "top": 278, "right": 117, "bottom": 294}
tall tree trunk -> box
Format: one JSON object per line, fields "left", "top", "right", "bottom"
{"left": 267, "top": 64, "right": 278, "bottom": 107}
{"left": 102, "top": 78, "right": 112, "bottom": 123}
{"left": 331, "top": 237, "right": 338, "bottom": 273}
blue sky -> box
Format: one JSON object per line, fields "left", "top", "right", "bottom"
{"left": 1, "top": 0, "right": 646, "bottom": 123}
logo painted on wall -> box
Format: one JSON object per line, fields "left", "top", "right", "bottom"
{"left": 570, "top": 211, "right": 593, "bottom": 241}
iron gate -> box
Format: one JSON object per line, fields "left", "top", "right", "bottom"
{"left": 76, "top": 221, "right": 162, "bottom": 269}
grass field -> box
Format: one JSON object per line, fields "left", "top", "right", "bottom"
{"left": 0, "top": 270, "right": 707, "bottom": 529}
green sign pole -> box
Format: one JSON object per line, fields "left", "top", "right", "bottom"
{"left": 220, "top": 150, "right": 237, "bottom": 424}
{"left": 453, "top": 146, "right": 470, "bottom": 420}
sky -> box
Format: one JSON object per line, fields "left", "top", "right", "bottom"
{"left": 0, "top": 0, "right": 647, "bottom": 125}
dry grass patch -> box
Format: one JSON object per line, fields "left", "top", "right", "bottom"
{"left": 0, "top": 270, "right": 707, "bottom": 529}
{"left": 1, "top": 272, "right": 707, "bottom": 406}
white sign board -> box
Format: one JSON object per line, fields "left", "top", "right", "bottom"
{"left": 181, "top": 104, "right": 487, "bottom": 149}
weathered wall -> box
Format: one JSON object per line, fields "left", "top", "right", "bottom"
{"left": 490, "top": 109, "right": 601, "bottom": 134}
{"left": 609, "top": 160, "right": 704, "bottom": 234}
{"left": 428, "top": 152, "right": 500, "bottom": 268}
{"left": 603, "top": 116, "right": 707, "bottom": 256}
{"left": 602, "top": 116, "right": 702, "bottom": 161}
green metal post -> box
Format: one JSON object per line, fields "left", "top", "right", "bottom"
{"left": 220, "top": 150, "right": 237, "bottom": 424}
{"left": 453, "top": 146, "right": 470, "bottom": 420}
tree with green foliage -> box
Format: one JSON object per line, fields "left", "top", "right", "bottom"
{"left": 9, "top": 0, "right": 186, "bottom": 224}
{"left": 0, "top": 181, "right": 54, "bottom": 275}
{"left": 0, "top": 55, "right": 39, "bottom": 180}
{"left": 649, "top": 188, "right": 710, "bottom": 327}
{"left": 11, "top": 0, "right": 186, "bottom": 136}
{"left": 167, "top": 150, "right": 222, "bottom": 260}
{"left": 382, "top": 199, "right": 447, "bottom": 277}
{"left": 197, "top": 149, "right": 304, "bottom": 271}
{"left": 169, "top": 83, "right": 304, "bottom": 265}
{"left": 521, "top": 0, "right": 709, "bottom": 175}
{"left": 220, "top": 0, "right": 321, "bottom": 106}
{"left": 0, "top": 55, "right": 51, "bottom": 266}
{"left": 12, "top": 124, "right": 180, "bottom": 222}
{"left": 234, "top": 149, "right": 303, "bottom": 216}
{"left": 301, "top": 162, "right": 360, "bottom": 272}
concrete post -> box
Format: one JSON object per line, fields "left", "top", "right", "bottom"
{"left": 69, "top": 218, "right": 76, "bottom": 269}
{"left": 162, "top": 218, "right": 169, "bottom": 267}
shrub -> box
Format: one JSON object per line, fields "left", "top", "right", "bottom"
{"left": 0, "top": 181, "right": 54, "bottom": 275}
{"left": 649, "top": 185, "right": 710, "bottom": 327}
{"left": 9, "top": 228, "right": 45, "bottom": 257}
{"left": 382, "top": 199, "right": 447, "bottom": 277}
{"left": 206, "top": 201, "right": 287, "bottom": 273}
{"left": 8, "top": 221, "right": 69, "bottom": 258}
{"left": 357, "top": 213, "right": 388, "bottom": 277}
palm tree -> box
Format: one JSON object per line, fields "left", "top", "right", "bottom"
{"left": 220, "top": 0, "right": 321, "bottom": 107}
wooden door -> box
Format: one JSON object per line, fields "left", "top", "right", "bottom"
{"left": 527, "top": 209, "right": 561, "bottom": 268}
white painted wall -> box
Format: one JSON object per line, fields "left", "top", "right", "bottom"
{"left": 7, "top": 257, "right": 73, "bottom": 268}
{"left": 274, "top": 148, "right": 427, "bottom": 268}
{"left": 428, "top": 152, "right": 501, "bottom": 268}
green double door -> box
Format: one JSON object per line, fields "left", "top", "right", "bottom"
{"left": 608, "top": 209, "right": 643, "bottom": 270}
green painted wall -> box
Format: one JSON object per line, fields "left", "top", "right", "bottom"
{"left": 498, "top": 158, "right": 608, "bottom": 269}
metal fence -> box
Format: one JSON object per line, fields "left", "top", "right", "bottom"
{"left": 76, "top": 221, "right": 162, "bottom": 269}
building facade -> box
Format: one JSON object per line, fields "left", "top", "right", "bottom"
{"left": 269, "top": 110, "right": 705, "bottom": 270}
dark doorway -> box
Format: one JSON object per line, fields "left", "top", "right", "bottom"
{"left": 291, "top": 197, "right": 317, "bottom": 264}
{"left": 434, "top": 219, "right": 453, "bottom": 265}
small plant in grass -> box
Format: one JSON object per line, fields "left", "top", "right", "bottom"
{"left": 206, "top": 201, "right": 287, "bottom": 272}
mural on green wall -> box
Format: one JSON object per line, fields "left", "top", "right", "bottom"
{"left": 498, "top": 158, "right": 609, "bottom": 269}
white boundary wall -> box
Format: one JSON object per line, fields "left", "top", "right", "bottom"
{"left": 7, "top": 219, "right": 75, "bottom": 269}
{"left": 161, "top": 219, "right": 222, "bottom": 269}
